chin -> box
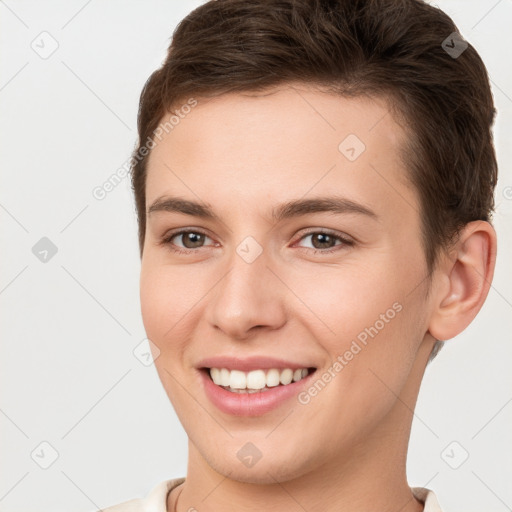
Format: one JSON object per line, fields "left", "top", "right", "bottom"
{"left": 203, "top": 447, "right": 315, "bottom": 485}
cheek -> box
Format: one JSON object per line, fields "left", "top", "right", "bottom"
{"left": 288, "top": 252, "right": 425, "bottom": 384}
{"left": 139, "top": 262, "right": 182, "bottom": 343}
{"left": 285, "top": 259, "right": 404, "bottom": 341}
{"left": 139, "top": 265, "right": 194, "bottom": 400}
{"left": 304, "top": 300, "right": 422, "bottom": 448}
{"left": 139, "top": 261, "right": 211, "bottom": 349}
{"left": 140, "top": 258, "right": 192, "bottom": 338}
{"left": 140, "top": 265, "right": 163, "bottom": 338}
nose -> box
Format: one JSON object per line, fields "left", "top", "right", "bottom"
{"left": 206, "top": 246, "right": 287, "bottom": 340}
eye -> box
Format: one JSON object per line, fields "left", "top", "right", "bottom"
{"left": 160, "top": 229, "right": 216, "bottom": 254}
{"left": 160, "top": 228, "right": 354, "bottom": 255}
{"left": 294, "top": 230, "right": 354, "bottom": 254}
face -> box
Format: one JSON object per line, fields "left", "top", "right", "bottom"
{"left": 140, "top": 84, "right": 437, "bottom": 484}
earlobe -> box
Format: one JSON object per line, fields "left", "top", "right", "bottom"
{"left": 427, "top": 221, "right": 497, "bottom": 342}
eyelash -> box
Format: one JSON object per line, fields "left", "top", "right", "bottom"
{"left": 159, "top": 228, "right": 354, "bottom": 255}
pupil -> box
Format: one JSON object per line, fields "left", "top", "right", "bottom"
{"left": 184, "top": 232, "right": 204, "bottom": 248}
{"left": 314, "top": 233, "right": 332, "bottom": 248}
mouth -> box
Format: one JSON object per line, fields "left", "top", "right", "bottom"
{"left": 199, "top": 366, "right": 318, "bottom": 393}
{"left": 193, "top": 353, "right": 321, "bottom": 415}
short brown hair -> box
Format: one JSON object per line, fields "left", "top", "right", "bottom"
{"left": 131, "top": 0, "right": 498, "bottom": 284}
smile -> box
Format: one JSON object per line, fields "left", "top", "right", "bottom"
{"left": 208, "top": 367, "right": 313, "bottom": 393}
{"left": 199, "top": 366, "right": 318, "bottom": 416}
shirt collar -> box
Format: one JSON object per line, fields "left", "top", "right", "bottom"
{"left": 412, "top": 487, "right": 444, "bottom": 511}
{"left": 142, "top": 479, "right": 443, "bottom": 512}
{"left": 142, "top": 477, "right": 185, "bottom": 512}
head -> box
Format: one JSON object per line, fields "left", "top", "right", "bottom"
{"left": 132, "top": 0, "right": 497, "bottom": 485}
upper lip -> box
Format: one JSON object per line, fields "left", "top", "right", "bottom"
{"left": 197, "top": 356, "right": 317, "bottom": 372}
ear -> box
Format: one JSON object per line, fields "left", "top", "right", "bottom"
{"left": 427, "top": 220, "right": 497, "bottom": 341}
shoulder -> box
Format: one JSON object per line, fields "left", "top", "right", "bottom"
{"left": 411, "top": 487, "right": 444, "bottom": 512}
{"left": 100, "top": 477, "right": 186, "bottom": 512}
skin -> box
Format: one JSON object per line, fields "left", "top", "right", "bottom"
{"left": 139, "top": 83, "right": 497, "bottom": 512}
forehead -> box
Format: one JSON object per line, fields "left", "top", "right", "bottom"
{"left": 145, "top": 85, "right": 418, "bottom": 226}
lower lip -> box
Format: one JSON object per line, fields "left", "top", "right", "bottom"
{"left": 199, "top": 368, "right": 316, "bottom": 417}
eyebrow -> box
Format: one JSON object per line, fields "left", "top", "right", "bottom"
{"left": 147, "top": 195, "right": 379, "bottom": 222}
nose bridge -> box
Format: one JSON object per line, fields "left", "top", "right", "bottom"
{"left": 207, "top": 238, "right": 286, "bottom": 338}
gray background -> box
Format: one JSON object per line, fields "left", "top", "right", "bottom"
{"left": 1, "top": 1, "right": 511, "bottom": 511}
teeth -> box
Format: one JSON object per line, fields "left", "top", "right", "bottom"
{"left": 209, "top": 367, "right": 311, "bottom": 391}
{"left": 220, "top": 368, "right": 230, "bottom": 386}
{"left": 293, "top": 368, "right": 304, "bottom": 382}
{"left": 246, "top": 369, "right": 266, "bottom": 389}
{"left": 266, "top": 368, "right": 281, "bottom": 387}
{"left": 280, "top": 368, "right": 293, "bottom": 385}
{"left": 230, "top": 369, "right": 247, "bottom": 389}
{"left": 210, "top": 368, "right": 218, "bottom": 384}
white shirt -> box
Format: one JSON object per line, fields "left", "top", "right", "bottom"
{"left": 100, "top": 478, "right": 444, "bottom": 512}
